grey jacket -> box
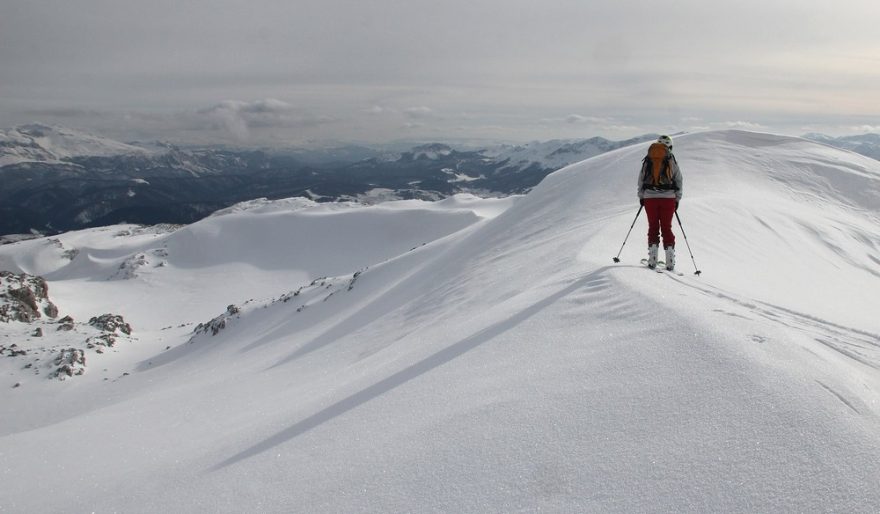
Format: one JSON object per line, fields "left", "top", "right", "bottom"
{"left": 638, "top": 153, "right": 683, "bottom": 201}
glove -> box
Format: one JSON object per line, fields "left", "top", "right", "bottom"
{"left": 675, "top": 200, "right": 680, "bottom": 211}
{"left": 639, "top": 198, "right": 645, "bottom": 206}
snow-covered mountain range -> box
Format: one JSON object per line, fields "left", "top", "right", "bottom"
{"left": 0, "top": 123, "right": 154, "bottom": 167}
{"left": 804, "top": 132, "right": 880, "bottom": 160}
{"left": 0, "top": 124, "right": 657, "bottom": 236}
{"left": 1, "top": 130, "right": 879, "bottom": 512}
{"left": 3, "top": 124, "right": 876, "bottom": 172}
{"left": 3, "top": 123, "right": 877, "bottom": 238}
{"left": 0, "top": 124, "right": 650, "bottom": 171}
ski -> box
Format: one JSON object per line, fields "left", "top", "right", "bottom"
{"left": 640, "top": 259, "right": 684, "bottom": 276}
{"left": 641, "top": 258, "right": 664, "bottom": 273}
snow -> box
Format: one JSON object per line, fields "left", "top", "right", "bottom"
{"left": 412, "top": 145, "right": 453, "bottom": 160}
{"left": 482, "top": 138, "right": 625, "bottom": 172}
{"left": 1, "top": 130, "right": 880, "bottom": 512}
{"left": 444, "top": 168, "right": 484, "bottom": 183}
{"left": 0, "top": 123, "right": 152, "bottom": 167}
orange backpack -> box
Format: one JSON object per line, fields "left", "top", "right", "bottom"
{"left": 642, "top": 142, "right": 675, "bottom": 188}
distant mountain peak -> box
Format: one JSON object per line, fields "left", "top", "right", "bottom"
{"left": 802, "top": 133, "right": 880, "bottom": 160}
{"left": 0, "top": 123, "right": 154, "bottom": 167}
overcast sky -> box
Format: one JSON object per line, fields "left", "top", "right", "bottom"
{"left": 2, "top": 0, "right": 878, "bottom": 146}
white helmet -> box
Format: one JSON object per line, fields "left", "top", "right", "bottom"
{"left": 657, "top": 135, "right": 673, "bottom": 150}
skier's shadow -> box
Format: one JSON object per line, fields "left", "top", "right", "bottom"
{"left": 207, "top": 266, "right": 612, "bottom": 472}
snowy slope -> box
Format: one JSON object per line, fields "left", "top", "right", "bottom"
{"left": 1, "top": 131, "right": 880, "bottom": 512}
{"left": 0, "top": 195, "right": 510, "bottom": 330}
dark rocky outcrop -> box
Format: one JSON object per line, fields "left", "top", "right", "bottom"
{"left": 0, "top": 271, "right": 60, "bottom": 323}
{"left": 88, "top": 314, "right": 132, "bottom": 335}
{"left": 50, "top": 348, "right": 86, "bottom": 379}
{"left": 57, "top": 315, "right": 75, "bottom": 331}
{"left": 193, "top": 304, "right": 241, "bottom": 337}
{"left": 1, "top": 344, "right": 28, "bottom": 357}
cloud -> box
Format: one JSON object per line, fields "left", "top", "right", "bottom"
{"left": 194, "top": 99, "right": 335, "bottom": 140}
{"left": 404, "top": 106, "right": 436, "bottom": 120}
{"left": 538, "top": 114, "right": 614, "bottom": 125}
{"left": 3, "top": 0, "right": 879, "bottom": 144}
{"left": 564, "top": 114, "right": 617, "bottom": 125}
{"left": 19, "top": 107, "right": 109, "bottom": 119}
{"left": 712, "top": 121, "right": 768, "bottom": 131}
{"left": 852, "top": 125, "right": 880, "bottom": 133}
{"left": 198, "top": 101, "right": 253, "bottom": 139}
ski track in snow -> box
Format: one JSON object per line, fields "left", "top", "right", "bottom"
{"left": 661, "top": 272, "right": 880, "bottom": 371}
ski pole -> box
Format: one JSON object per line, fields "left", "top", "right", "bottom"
{"left": 674, "top": 211, "right": 702, "bottom": 275}
{"left": 612, "top": 205, "right": 643, "bottom": 263}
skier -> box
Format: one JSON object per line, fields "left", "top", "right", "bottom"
{"left": 638, "top": 135, "right": 683, "bottom": 270}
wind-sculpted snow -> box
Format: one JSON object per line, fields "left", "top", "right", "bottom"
{"left": 1, "top": 131, "right": 880, "bottom": 512}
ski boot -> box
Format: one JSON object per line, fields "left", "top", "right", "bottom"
{"left": 665, "top": 246, "right": 676, "bottom": 271}
{"left": 647, "top": 244, "right": 659, "bottom": 269}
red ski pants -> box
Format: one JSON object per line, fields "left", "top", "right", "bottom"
{"left": 644, "top": 198, "right": 676, "bottom": 248}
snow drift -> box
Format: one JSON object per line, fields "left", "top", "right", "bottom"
{"left": 1, "top": 130, "right": 879, "bottom": 512}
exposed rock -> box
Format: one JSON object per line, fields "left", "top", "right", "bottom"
{"left": 44, "top": 303, "right": 59, "bottom": 318}
{"left": 112, "top": 253, "right": 149, "bottom": 280}
{"left": 57, "top": 315, "right": 75, "bottom": 331}
{"left": 0, "top": 271, "right": 59, "bottom": 323}
{"left": 193, "top": 304, "right": 240, "bottom": 337}
{"left": 348, "top": 270, "right": 364, "bottom": 291}
{"left": 88, "top": 314, "right": 132, "bottom": 335}
{"left": 8, "top": 287, "right": 39, "bottom": 320}
{"left": 33, "top": 327, "right": 43, "bottom": 337}
{"left": 1, "top": 344, "right": 28, "bottom": 357}
{"left": 86, "top": 333, "right": 117, "bottom": 348}
{"left": 50, "top": 348, "right": 86, "bottom": 379}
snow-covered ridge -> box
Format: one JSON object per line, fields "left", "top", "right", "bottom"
{"left": 1, "top": 130, "right": 880, "bottom": 512}
{"left": 0, "top": 123, "right": 153, "bottom": 167}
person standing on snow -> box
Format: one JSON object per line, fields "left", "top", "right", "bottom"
{"left": 638, "top": 135, "right": 683, "bottom": 270}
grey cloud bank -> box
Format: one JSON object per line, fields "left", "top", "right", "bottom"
{"left": 1, "top": 0, "right": 878, "bottom": 145}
